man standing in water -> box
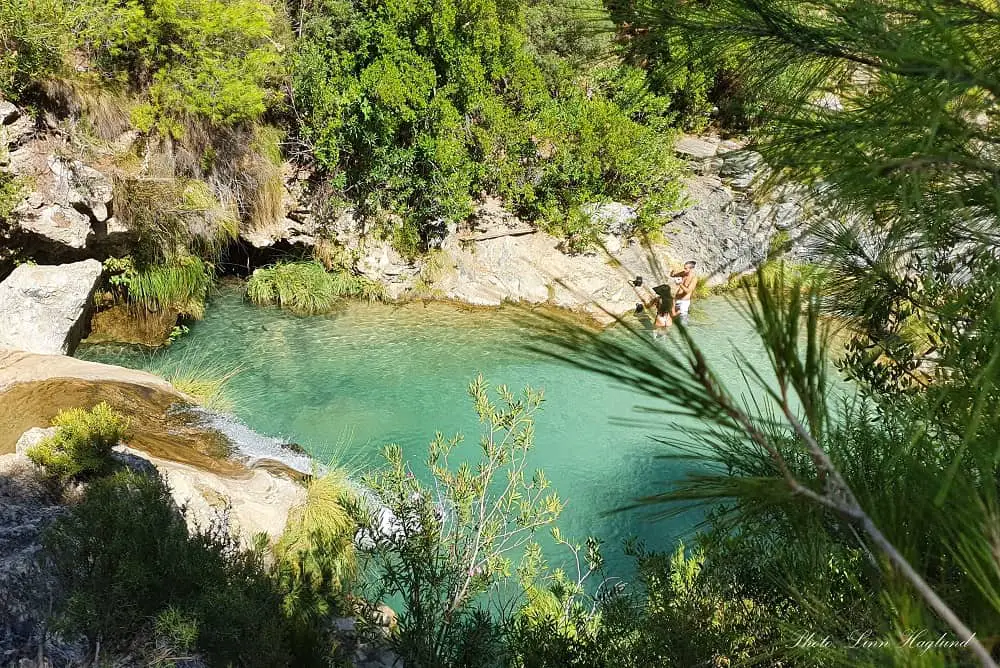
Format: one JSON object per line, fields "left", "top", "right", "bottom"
{"left": 671, "top": 261, "right": 698, "bottom": 325}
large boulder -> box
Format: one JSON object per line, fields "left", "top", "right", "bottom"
{"left": 0, "top": 259, "right": 103, "bottom": 355}
{"left": 16, "top": 203, "right": 93, "bottom": 249}
{"left": 583, "top": 201, "right": 638, "bottom": 236}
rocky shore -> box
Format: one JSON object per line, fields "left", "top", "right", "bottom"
{"left": 2, "top": 93, "right": 813, "bottom": 332}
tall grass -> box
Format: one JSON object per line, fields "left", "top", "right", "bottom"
{"left": 142, "top": 351, "right": 242, "bottom": 413}
{"left": 110, "top": 255, "right": 214, "bottom": 319}
{"left": 246, "top": 261, "right": 387, "bottom": 315}
{"left": 274, "top": 469, "right": 361, "bottom": 624}
{"left": 113, "top": 176, "right": 238, "bottom": 264}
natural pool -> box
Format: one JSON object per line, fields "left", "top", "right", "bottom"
{"left": 80, "top": 289, "right": 778, "bottom": 574}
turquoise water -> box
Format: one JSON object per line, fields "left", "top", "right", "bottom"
{"left": 80, "top": 290, "right": 778, "bottom": 574}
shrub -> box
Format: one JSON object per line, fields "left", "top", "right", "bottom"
{"left": 292, "top": 0, "right": 682, "bottom": 245}
{"left": 273, "top": 469, "right": 361, "bottom": 661}
{"left": 0, "top": 172, "right": 26, "bottom": 223}
{"left": 67, "top": 0, "right": 286, "bottom": 131}
{"left": 0, "top": 0, "right": 69, "bottom": 99}
{"left": 358, "top": 376, "right": 564, "bottom": 667}
{"left": 246, "top": 260, "right": 387, "bottom": 315}
{"left": 43, "top": 468, "right": 301, "bottom": 665}
{"left": 26, "top": 402, "right": 128, "bottom": 483}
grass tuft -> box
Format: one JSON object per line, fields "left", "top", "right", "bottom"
{"left": 246, "top": 261, "right": 387, "bottom": 315}
{"left": 141, "top": 351, "right": 242, "bottom": 413}
{"left": 274, "top": 469, "right": 361, "bottom": 619}
{"left": 107, "top": 255, "right": 214, "bottom": 319}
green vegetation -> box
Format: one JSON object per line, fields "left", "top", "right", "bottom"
{"left": 0, "top": 172, "right": 25, "bottom": 222}
{"left": 142, "top": 351, "right": 241, "bottom": 412}
{"left": 273, "top": 469, "right": 361, "bottom": 650}
{"left": 26, "top": 402, "right": 128, "bottom": 484}
{"left": 291, "top": 0, "right": 682, "bottom": 249}
{"left": 105, "top": 255, "right": 215, "bottom": 319}
{"left": 44, "top": 469, "right": 298, "bottom": 666}
{"left": 246, "top": 260, "right": 387, "bottom": 314}
{"left": 358, "top": 376, "right": 564, "bottom": 666}
{"left": 1, "top": 0, "right": 286, "bottom": 128}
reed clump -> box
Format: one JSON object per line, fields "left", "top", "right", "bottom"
{"left": 246, "top": 260, "right": 388, "bottom": 315}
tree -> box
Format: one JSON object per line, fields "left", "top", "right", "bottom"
{"left": 289, "top": 0, "right": 682, "bottom": 251}
{"left": 530, "top": 2, "right": 1000, "bottom": 664}
{"left": 356, "top": 376, "right": 565, "bottom": 667}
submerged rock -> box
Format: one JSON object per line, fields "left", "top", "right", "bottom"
{"left": 0, "top": 259, "right": 103, "bottom": 355}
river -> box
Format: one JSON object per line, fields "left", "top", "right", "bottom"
{"left": 79, "top": 288, "right": 779, "bottom": 575}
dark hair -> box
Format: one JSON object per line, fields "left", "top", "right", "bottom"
{"left": 633, "top": 276, "right": 643, "bottom": 286}
{"left": 685, "top": 260, "right": 697, "bottom": 268}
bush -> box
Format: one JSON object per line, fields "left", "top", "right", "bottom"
{"left": 0, "top": 172, "right": 26, "bottom": 223}
{"left": 43, "top": 468, "right": 302, "bottom": 665}
{"left": 358, "top": 376, "right": 564, "bottom": 667}
{"left": 292, "top": 0, "right": 682, "bottom": 246}
{"left": 246, "top": 260, "right": 387, "bottom": 314}
{"left": 273, "top": 469, "right": 361, "bottom": 660}
{"left": 26, "top": 402, "right": 128, "bottom": 483}
{"left": 0, "top": 0, "right": 68, "bottom": 99}
{"left": 67, "top": 0, "right": 286, "bottom": 131}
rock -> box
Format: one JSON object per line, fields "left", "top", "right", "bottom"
{"left": 14, "top": 427, "right": 56, "bottom": 457}
{"left": 600, "top": 233, "right": 622, "bottom": 255}
{"left": 241, "top": 217, "right": 319, "bottom": 248}
{"left": 717, "top": 139, "right": 745, "bottom": 154}
{"left": 114, "top": 446, "right": 307, "bottom": 544}
{"left": 0, "top": 453, "right": 84, "bottom": 666}
{"left": 333, "top": 617, "right": 357, "bottom": 633}
{"left": 47, "top": 156, "right": 113, "bottom": 222}
{"left": 674, "top": 135, "right": 719, "bottom": 160}
{"left": 17, "top": 204, "right": 93, "bottom": 249}
{"left": 583, "top": 202, "right": 638, "bottom": 236}
{"left": 0, "top": 259, "right": 103, "bottom": 355}
{"left": 468, "top": 196, "right": 524, "bottom": 234}
{"left": 720, "top": 150, "right": 766, "bottom": 190}
{"left": 357, "top": 240, "right": 418, "bottom": 298}
{"left": 423, "top": 218, "right": 456, "bottom": 250}
{"left": 0, "top": 100, "right": 18, "bottom": 125}
{"left": 1, "top": 115, "right": 35, "bottom": 150}
{"left": 813, "top": 92, "right": 843, "bottom": 111}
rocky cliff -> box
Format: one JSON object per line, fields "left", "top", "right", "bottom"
{"left": 2, "top": 92, "right": 813, "bottom": 329}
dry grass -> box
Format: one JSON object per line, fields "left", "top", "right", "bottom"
{"left": 41, "top": 76, "right": 132, "bottom": 141}
{"left": 113, "top": 176, "right": 238, "bottom": 262}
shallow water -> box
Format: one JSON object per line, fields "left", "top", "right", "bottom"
{"left": 80, "top": 290, "right": 781, "bottom": 574}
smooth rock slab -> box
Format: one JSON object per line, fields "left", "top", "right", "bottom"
{"left": 675, "top": 135, "right": 719, "bottom": 159}
{"left": 0, "top": 259, "right": 103, "bottom": 355}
